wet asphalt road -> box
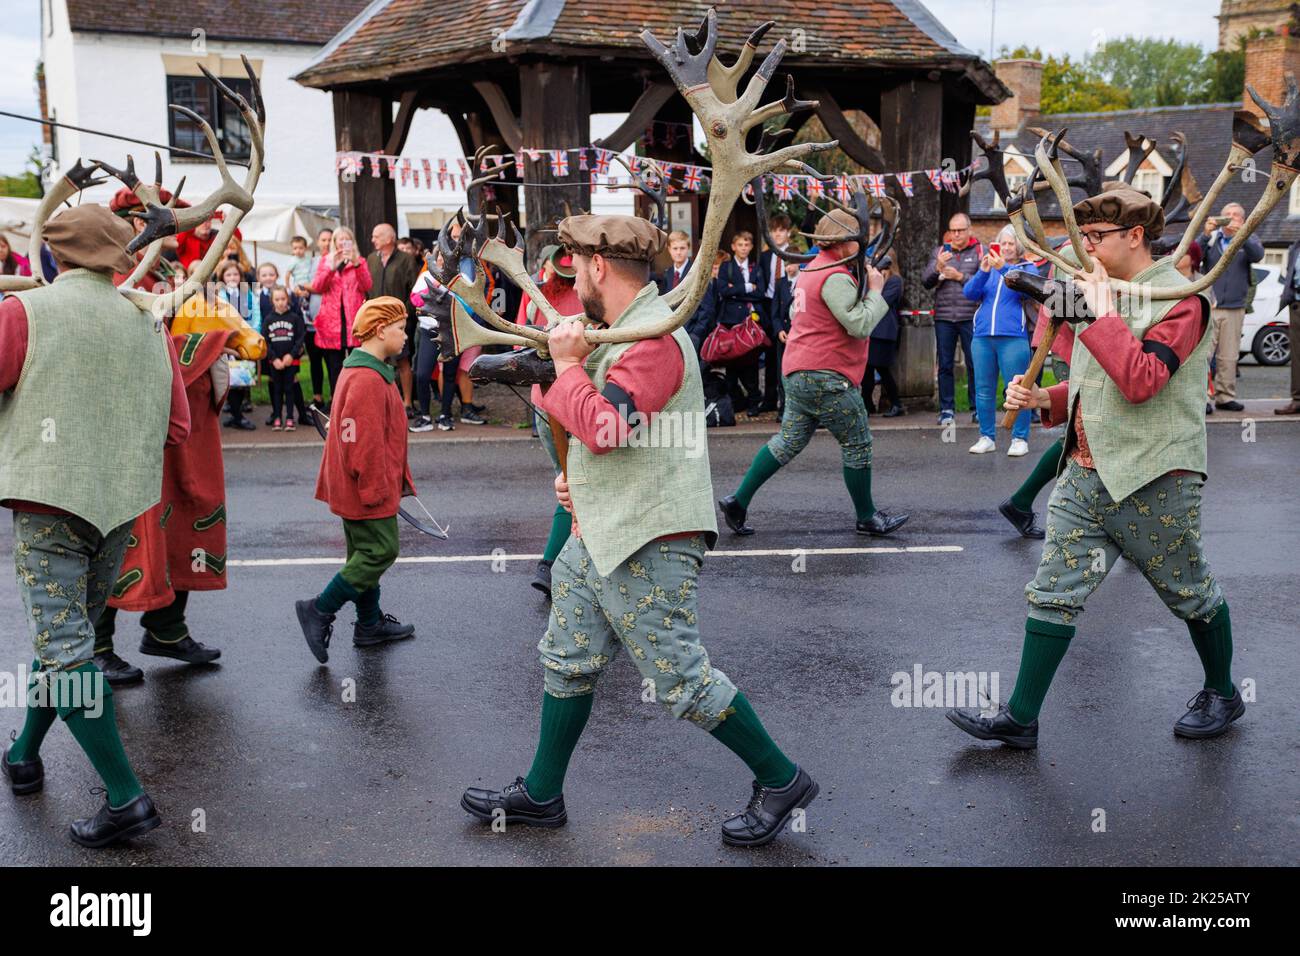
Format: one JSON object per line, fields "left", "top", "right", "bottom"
{"left": 1, "top": 421, "right": 1296, "bottom": 866}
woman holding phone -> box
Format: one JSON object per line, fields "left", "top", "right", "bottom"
{"left": 962, "top": 226, "right": 1042, "bottom": 457}
{"left": 312, "top": 226, "right": 372, "bottom": 404}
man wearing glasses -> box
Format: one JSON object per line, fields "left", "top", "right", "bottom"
{"left": 1196, "top": 204, "right": 1264, "bottom": 412}
{"left": 947, "top": 183, "right": 1243, "bottom": 749}
{"left": 922, "top": 213, "right": 983, "bottom": 424}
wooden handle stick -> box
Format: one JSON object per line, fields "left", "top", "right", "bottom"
{"left": 1003, "top": 321, "right": 1059, "bottom": 430}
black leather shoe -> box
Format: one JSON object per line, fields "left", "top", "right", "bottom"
{"left": 946, "top": 703, "right": 1038, "bottom": 749}
{"left": 881, "top": 404, "right": 905, "bottom": 418}
{"left": 139, "top": 633, "right": 221, "bottom": 664}
{"left": 353, "top": 613, "right": 415, "bottom": 647}
{"left": 1205, "top": 403, "right": 1214, "bottom": 416}
{"left": 461, "top": 776, "right": 567, "bottom": 828}
{"left": 93, "top": 650, "right": 144, "bottom": 686}
{"left": 296, "top": 599, "right": 335, "bottom": 663}
{"left": 3, "top": 732, "right": 43, "bottom": 795}
{"left": 531, "top": 560, "right": 553, "bottom": 600}
{"left": 1173, "top": 688, "right": 1245, "bottom": 739}
{"left": 998, "top": 498, "right": 1045, "bottom": 539}
{"left": 1215, "top": 400, "right": 1245, "bottom": 412}
{"left": 721, "top": 766, "right": 819, "bottom": 848}
{"left": 856, "top": 511, "right": 909, "bottom": 536}
{"left": 69, "top": 792, "right": 161, "bottom": 848}
{"left": 718, "top": 495, "right": 755, "bottom": 536}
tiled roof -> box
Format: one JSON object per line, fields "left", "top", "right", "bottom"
{"left": 972, "top": 103, "right": 1300, "bottom": 245}
{"left": 65, "top": 0, "right": 371, "bottom": 46}
{"left": 295, "top": 0, "right": 997, "bottom": 88}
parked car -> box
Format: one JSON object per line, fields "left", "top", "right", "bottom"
{"left": 1242, "top": 264, "right": 1292, "bottom": 366}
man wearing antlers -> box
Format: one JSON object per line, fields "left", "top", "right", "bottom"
{"left": 460, "top": 214, "right": 818, "bottom": 848}
{"left": 718, "top": 209, "right": 910, "bottom": 537}
{"left": 948, "top": 183, "right": 1242, "bottom": 748}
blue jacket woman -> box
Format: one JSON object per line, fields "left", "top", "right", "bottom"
{"left": 962, "top": 251, "right": 1043, "bottom": 451}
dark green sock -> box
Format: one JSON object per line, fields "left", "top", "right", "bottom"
{"left": 1010, "top": 438, "right": 1064, "bottom": 512}
{"left": 709, "top": 692, "right": 798, "bottom": 789}
{"left": 8, "top": 662, "right": 55, "bottom": 764}
{"left": 1187, "top": 601, "right": 1235, "bottom": 697}
{"left": 842, "top": 466, "right": 876, "bottom": 522}
{"left": 140, "top": 591, "right": 189, "bottom": 643}
{"left": 734, "top": 446, "right": 782, "bottom": 509}
{"left": 355, "top": 586, "right": 381, "bottom": 627}
{"left": 93, "top": 606, "right": 117, "bottom": 654}
{"left": 542, "top": 503, "right": 572, "bottom": 564}
{"left": 315, "top": 573, "right": 360, "bottom": 616}
{"left": 1006, "top": 617, "right": 1075, "bottom": 724}
{"left": 61, "top": 666, "right": 144, "bottom": 808}
{"left": 524, "top": 692, "right": 595, "bottom": 802}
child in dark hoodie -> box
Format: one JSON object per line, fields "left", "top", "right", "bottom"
{"left": 264, "top": 286, "right": 306, "bottom": 431}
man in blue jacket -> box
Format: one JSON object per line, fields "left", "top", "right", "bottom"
{"left": 1197, "top": 203, "right": 1264, "bottom": 411}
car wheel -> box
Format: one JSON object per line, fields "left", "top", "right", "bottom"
{"left": 1252, "top": 326, "right": 1290, "bottom": 366}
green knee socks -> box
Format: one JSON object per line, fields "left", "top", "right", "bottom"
{"left": 734, "top": 446, "right": 782, "bottom": 509}
{"left": 355, "top": 586, "right": 381, "bottom": 627}
{"left": 524, "top": 692, "right": 595, "bottom": 802}
{"left": 7, "top": 662, "right": 55, "bottom": 764}
{"left": 60, "top": 665, "right": 144, "bottom": 808}
{"left": 710, "top": 692, "right": 798, "bottom": 789}
{"left": 1006, "top": 617, "right": 1075, "bottom": 724}
{"left": 1010, "top": 438, "right": 1064, "bottom": 513}
{"left": 842, "top": 466, "right": 876, "bottom": 523}
{"left": 543, "top": 503, "right": 572, "bottom": 564}
{"left": 1188, "top": 601, "right": 1235, "bottom": 697}
{"left": 315, "top": 573, "right": 361, "bottom": 616}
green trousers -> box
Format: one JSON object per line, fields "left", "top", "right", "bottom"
{"left": 339, "top": 516, "right": 400, "bottom": 592}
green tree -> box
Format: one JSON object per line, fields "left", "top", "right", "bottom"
{"left": 1090, "top": 36, "right": 1211, "bottom": 107}
{"left": 0, "top": 147, "right": 43, "bottom": 198}
{"left": 997, "top": 45, "right": 1130, "bottom": 114}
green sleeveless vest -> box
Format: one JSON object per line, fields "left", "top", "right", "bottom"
{"left": 1066, "top": 257, "right": 1213, "bottom": 502}
{"left": 567, "top": 283, "right": 718, "bottom": 576}
{"left": 0, "top": 269, "right": 173, "bottom": 534}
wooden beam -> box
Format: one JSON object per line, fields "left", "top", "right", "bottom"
{"left": 384, "top": 90, "right": 421, "bottom": 156}
{"left": 448, "top": 111, "right": 476, "bottom": 159}
{"left": 592, "top": 81, "right": 676, "bottom": 152}
{"left": 333, "top": 89, "right": 396, "bottom": 243}
{"left": 471, "top": 81, "right": 522, "bottom": 152}
{"left": 519, "top": 62, "right": 590, "bottom": 269}
{"left": 806, "top": 84, "right": 885, "bottom": 171}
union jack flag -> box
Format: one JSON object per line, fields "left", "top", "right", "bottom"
{"left": 682, "top": 165, "right": 702, "bottom": 191}
{"left": 925, "top": 169, "right": 944, "bottom": 190}
{"left": 774, "top": 175, "right": 795, "bottom": 200}
{"left": 866, "top": 174, "right": 887, "bottom": 198}
{"left": 835, "top": 174, "right": 852, "bottom": 201}
{"left": 577, "top": 148, "right": 589, "bottom": 171}
{"left": 386, "top": 156, "right": 400, "bottom": 181}
{"left": 550, "top": 150, "right": 569, "bottom": 176}
{"left": 368, "top": 154, "right": 382, "bottom": 178}
{"left": 941, "top": 169, "right": 960, "bottom": 192}
{"left": 422, "top": 159, "right": 432, "bottom": 189}
{"left": 438, "top": 158, "right": 448, "bottom": 190}
{"left": 594, "top": 149, "right": 612, "bottom": 175}
{"left": 895, "top": 172, "right": 914, "bottom": 197}
{"left": 805, "top": 175, "right": 824, "bottom": 198}
{"left": 514, "top": 153, "right": 525, "bottom": 177}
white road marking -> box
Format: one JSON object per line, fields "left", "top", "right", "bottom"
{"left": 229, "top": 545, "right": 963, "bottom": 568}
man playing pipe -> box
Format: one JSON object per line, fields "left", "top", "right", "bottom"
{"left": 948, "top": 183, "right": 1242, "bottom": 748}
{"left": 460, "top": 214, "right": 818, "bottom": 848}
{"left": 718, "top": 209, "right": 909, "bottom": 537}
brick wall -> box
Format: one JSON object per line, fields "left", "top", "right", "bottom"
{"left": 1243, "top": 33, "right": 1300, "bottom": 117}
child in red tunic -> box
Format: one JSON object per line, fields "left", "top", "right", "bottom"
{"left": 295, "top": 297, "right": 417, "bottom": 663}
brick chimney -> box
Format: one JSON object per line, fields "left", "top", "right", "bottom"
{"left": 1243, "top": 31, "right": 1300, "bottom": 120}
{"left": 991, "top": 59, "right": 1044, "bottom": 135}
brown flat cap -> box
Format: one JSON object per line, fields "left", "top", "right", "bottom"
{"left": 558, "top": 214, "right": 666, "bottom": 261}
{"left": 352, "top": 296, "right": 408, "bottom": 341}
{"left": 806, "top": 209, "right": 859, "bottom": 246}
{"left": 1073, "top": 181, "right": 1165, "bottom": 240}
{"left": 44, "top": 204, "right": 136, "bottom": 275}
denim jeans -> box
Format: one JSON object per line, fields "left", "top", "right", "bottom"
{"left": 935, "top": 319, "right": 975, "bottom": 414}
{"left": 972, "top": 334, "right": 1032, "bottom": 440}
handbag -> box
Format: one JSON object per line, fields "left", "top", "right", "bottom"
{"left": 700, "top": 311, "right": 770, "bottom": 364}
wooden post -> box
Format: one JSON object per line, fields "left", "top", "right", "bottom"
{"left": 519, "top": 62, "right": 591, "bottom": 270}
{"left": 881, "top": 77, "right": 945, "bottom": 405}
{"left": 333, "top": 90, "right": 397, "bottom": 246}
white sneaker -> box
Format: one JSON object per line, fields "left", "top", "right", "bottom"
{"left": 1007, "top": 439, "right": 1030, "bottom": 457}
{"left": 968, "top": 436, "right": 996, "bottom": 454}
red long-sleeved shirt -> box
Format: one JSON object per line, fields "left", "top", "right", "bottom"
{"left": 541, "top": 336, "right": 684, "bottom": 454}
{"left": 1040, "top": 298, "right": 1208, "bottom": 469}
{"left": 0, "top": 293, "right": 191, "bottom": 515}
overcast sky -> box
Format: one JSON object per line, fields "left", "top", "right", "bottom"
{"left": 0, "top": 0, "right": 1227, "bottom": 177}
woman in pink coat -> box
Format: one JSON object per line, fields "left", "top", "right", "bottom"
{"left": 0, "top": 235, "right": 32, "bottom": 278}
{"left": 312, "top": 226, "right": 372, "bottom": 402}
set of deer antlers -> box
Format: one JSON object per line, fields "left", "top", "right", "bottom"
{"left": 0, "top": 56, "right": 265, "bottom": 321}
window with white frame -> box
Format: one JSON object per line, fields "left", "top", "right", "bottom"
{"left": 1131, "top": 169, "right": 1165, "bottom": 201}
